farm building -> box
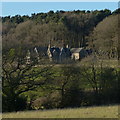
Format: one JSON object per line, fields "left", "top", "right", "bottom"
{"left": 71, "top": 48, "right": 88, "bottom": 60}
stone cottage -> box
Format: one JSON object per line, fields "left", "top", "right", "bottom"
{"left": 71, "top": 48, "right": 88, "bottom": 60}
{"left": 47, "top": 44, "right": 71, "bottom": 63}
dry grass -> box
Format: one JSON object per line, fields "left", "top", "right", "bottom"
{"left": 2, "top": 105, "right": 119, "bottom": 118}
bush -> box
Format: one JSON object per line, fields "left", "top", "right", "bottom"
{"left": 31, "top": 92, "right": 61, "bottom": 110}
{"left": 2, "top": 95, "right": 27, "bottom": 112}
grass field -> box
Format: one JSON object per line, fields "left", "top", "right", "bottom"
{"left": 3, "top": 105, "right": 119, "bottom": 118}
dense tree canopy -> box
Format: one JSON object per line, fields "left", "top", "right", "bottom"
{"left": 2, "top": 9, "right": 115, "bottom": 51}
{"left": 88, "top": 14, "right": 119, "bottom": 59}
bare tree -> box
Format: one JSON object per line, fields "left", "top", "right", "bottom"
{"left": 2, "top": 47, "right": 53, "bottom": 112}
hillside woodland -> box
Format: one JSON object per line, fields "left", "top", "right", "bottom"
{"left": 2, "top": 9, "right": 120, "bottom": 112}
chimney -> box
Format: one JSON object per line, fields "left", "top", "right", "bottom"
{"left": 48, "top": 40, "right": 51, "bottom": 48}
{"left": 66, "top": 44, "right": 69, "bottom": 48}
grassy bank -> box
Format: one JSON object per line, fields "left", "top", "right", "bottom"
{"left": 3, "top": 105, "right": 119, "bottom": 118}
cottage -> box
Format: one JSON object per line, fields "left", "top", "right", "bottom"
{"left": 71, "top": 48, "right": 87, "bottom": 60}
{"left": 47, "top": 44, "right": 71, "bottom": 63}
{"left": 26, "top": 46, "right": 48, "bottom": 64}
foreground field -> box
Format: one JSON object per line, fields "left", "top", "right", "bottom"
{"left": 3, "top": 105, "right": 119, "bottom": 118}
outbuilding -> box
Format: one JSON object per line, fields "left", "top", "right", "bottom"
{"left": 71, "top": 48, "right": 87, "bottom": 60}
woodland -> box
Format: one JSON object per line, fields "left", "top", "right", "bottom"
{"left": 1, "top": 8, "right": 120, "bottom": 112}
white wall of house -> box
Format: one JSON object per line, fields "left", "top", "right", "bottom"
{"left": 71, "top": 53, "right": 80, "bottom": 60}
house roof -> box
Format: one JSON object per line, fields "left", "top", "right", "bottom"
{"left": 70, "top": 48, "right": 83, "bottom": 53}
{"left": 50, "top": 47, "right": 61, "bottom": 54}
